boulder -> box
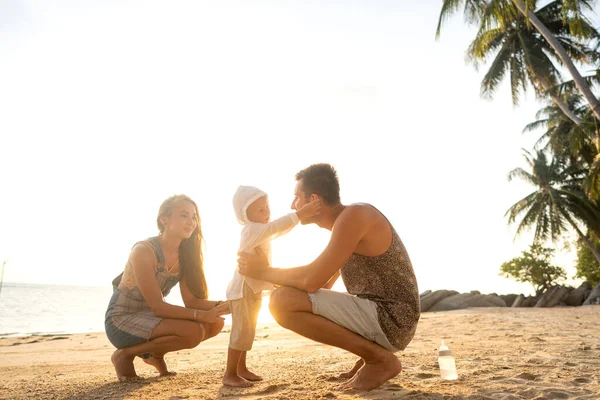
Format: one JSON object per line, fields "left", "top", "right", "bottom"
{"left": 420, "top": 290, "right": 459, "bottom": 312}
{"left": 499, "top": 294, "right": 519, "bottom": 307}
{"left": 521, "top": 295, "right": 540, "bottom": 307}
{"left": 535, "top": 286, "right": 572, "bottom": 308}
{"left": 427, "top": 293, "right": 506, "bottom": 312}
{"left": 583, "top": 282, "right": 600, "bottom": 305}
{"left": 511, "top": 294, "right": 525, "bottom": 308}
{"left": 565, "top": 282, "right": 592, "bottom": 306}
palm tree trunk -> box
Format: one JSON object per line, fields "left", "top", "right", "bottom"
{"left": 564, "top": 215, "right": 600, "bottom": 264}
{"left": 513, "top": 0, "right": 600, "bottom": 121}
{"left": 537, "top": 78, "right": 583, "bottom": 124}
{"left": 549, "top": 93, "right": 582, "bottom": 125}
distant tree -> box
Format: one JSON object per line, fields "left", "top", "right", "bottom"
{"left": 500, "top": 243, "right": 566, "bottom": 295}
{"left": 574, "top": 235, "right": 600, "bottom": 286}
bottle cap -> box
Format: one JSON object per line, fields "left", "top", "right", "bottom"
{"left": 439, "top": 340, "right": 452, "bottom": 356}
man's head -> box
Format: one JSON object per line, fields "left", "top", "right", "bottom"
{"left": 292, "top": 163, "right": 340, "bottom": 224}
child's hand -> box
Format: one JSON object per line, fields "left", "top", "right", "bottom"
{"left": 296, "top": 198, "right": 321, "bottom": 221}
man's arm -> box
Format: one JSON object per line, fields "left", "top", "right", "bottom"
{"left": 322, "top": 270, "right": 341, "bottom": 290}
{"left": 239, "top": 206, "right": 372, "bottom": 293}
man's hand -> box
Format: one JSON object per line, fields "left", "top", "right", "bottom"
{"left": 238, "top": 247, "right": 270, "bottom": 280}
{"left": 296, "top": 198, "right": 321, "bottom": 221}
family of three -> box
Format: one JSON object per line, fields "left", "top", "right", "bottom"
{"left": 104, "top": 163, "right": 420, "bottom": 392}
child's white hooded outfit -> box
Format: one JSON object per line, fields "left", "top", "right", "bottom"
{"left": 226, "top": 185, "right": 300, "bottom": 351}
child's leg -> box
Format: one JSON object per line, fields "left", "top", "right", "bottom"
{"left": 238, "top": 350, "right": 262, "bottom": 381}
{"left": 223, "top": 347, "right": 253, "bottom": 387}
{"left": 222, "top": 297, "right": 254, "bottom": 387}
{"left": 237, "top": 289, "right": 263, "bottom": 381}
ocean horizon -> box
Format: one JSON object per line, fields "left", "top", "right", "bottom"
{"left": 0, "top": 282, "right": 272, "bottom": 337}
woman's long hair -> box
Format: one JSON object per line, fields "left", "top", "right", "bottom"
{"left": 157, "top": 195, "right": 208, "bottom": 299}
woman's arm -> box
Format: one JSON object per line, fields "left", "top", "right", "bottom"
{"left": 132, "top": 245, "right": 227, "bottom": 323}
{"left": 180, "top": 278, "right": 229, "bottom": 312}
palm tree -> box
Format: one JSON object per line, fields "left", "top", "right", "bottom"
{"left": 437, "top": 0, "right": 600, "bottom": 121}
{"left": 511, "top": 0, "right": 600, "bottom": 120}
{"left": 506, "top": 149, "right": 600, "bottom": 263}
{"left": 466, "top": 1, "right": 596, "bottom": 124}
{"left": 527, "top": 94, "right": 597, "bottom": 163}
{"left": 525, "top": 93, "right": 600, "bottom": 199}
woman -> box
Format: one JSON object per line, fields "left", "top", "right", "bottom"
{"left": 105, "top": 194, "right": 230, "bottom": 381}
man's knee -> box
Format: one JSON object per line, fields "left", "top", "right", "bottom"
{"left": 269, "top": 287, "right": 311, "bottom": 321}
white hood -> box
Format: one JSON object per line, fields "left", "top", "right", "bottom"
{"left": 232, "top": 185, "right": 267, "bottom": 225}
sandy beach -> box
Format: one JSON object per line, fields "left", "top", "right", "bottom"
{"left": 1, "top": 306, "right": 599, "bottom": 400}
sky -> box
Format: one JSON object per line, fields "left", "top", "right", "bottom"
{"left": 0, "top": 0, "right": 593, "bottom": 300}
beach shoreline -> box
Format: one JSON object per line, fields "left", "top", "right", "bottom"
{"left": 1, "top": 307, "right": 599, "bottom": 399}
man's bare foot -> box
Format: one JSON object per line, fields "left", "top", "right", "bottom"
{"left": 143, "top": 356, "right": 176, "bottom": 377}
{"left": 337, "top": 358, "right": 365, "bottom": 380}
{"left": 222, "top": 374, "right": 254, "bottom": 387}
{"left": 111, "top": 350, "right": 139, "bottom": 382}
{"left": 238, "top": 369, "right": 263, "bottom": 382}
{"left": 337, "top": 355, "right": 401, "bottom": 391}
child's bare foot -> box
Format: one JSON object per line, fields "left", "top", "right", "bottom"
{"left": 111, "top": 350, "right": 139, "bottom": 382}
{"left": 238, "top": 369, "right": 263, "bottom": 382}
{"left": 337, "top": 358, "right": 364, "bottom": 380}
{"left": 222, "top": 373, "right": 254, "bottom": 387}
{"left": 143, "top": 355, "right": 176, "bottom": 377}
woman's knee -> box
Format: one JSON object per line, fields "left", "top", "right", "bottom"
{"left": 183, "top": 322, "right": 205, "bottom": 348}
{"left": 204, "top": 318, "right": 224, "bottom": 340}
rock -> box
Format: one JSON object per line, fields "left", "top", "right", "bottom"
{"left": 500, "top": 294, "right": 519, "bottom": 307}
{"left": 420, "top": 290, "right": 432, "bottom": 298}
{"left": 583, "top": 282, "right": 600, "bottom": 305}
{"left": 565, "top": 282, "right": 592, "bottom": 306}
{"left": 420, "top": 290, "right": 459, "bottom": 312}
{"left": 427, "top": 293, "right": 506, "bottom": 312}
{"left": 535, "top": 286, "right": 572, "bottom": 308}
{"left": 511, "top": 294, "right": 525, "bottom": 308}
{"left": 521, "top": 295, "right": 540, "bottom": 307}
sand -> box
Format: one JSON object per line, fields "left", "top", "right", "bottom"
{"left": 1, "top": 306, "right": 599, "bottom": 399}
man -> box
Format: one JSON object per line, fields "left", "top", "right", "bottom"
{"left": 238, "top": 163, "right": 420, "bottom": 391}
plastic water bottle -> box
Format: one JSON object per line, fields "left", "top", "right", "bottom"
{"left": 438, "top": 340, "right": 458, "bottom": 380}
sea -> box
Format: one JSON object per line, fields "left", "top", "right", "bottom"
{"left": 0, "top": 282, "right": 272, "bottom": 337}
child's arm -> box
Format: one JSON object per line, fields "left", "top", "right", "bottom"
{"left": 243, "top": 200, "right": 321, "bottom": 249}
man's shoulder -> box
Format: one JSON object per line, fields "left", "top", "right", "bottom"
{"left": 341, "top": 203, "right": 378, "bottom": 218}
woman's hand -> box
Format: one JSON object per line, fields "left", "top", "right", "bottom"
{"left": 197, "top": 302, "right": 230, "bottom": 323}
{"left": 238, "top": 247, "right": 270, "bottom": 279}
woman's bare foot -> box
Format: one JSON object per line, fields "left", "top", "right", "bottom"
{"left": 143, "top": 356, "right": 176, "bottom": 377}
{"left": 337, "top": 358, "right": 365, "bottom": 380}
{"left": 337, "top": 355, "right": 401, "bottom": 391}
{"left": 111, "top": 350, "right": 139, "bottom": 382}
{"left": 222, "top": 373, "right": 254, "bottom": 387}
{"left": 238, "top": 368, "right": 263, "bottom": 382}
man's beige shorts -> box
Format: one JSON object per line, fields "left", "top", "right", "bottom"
{"left": 308, "top": 289, "right": 398, "bottom": 353}
{"left": 228, "top": 283, "right": 262, "bottom": 351}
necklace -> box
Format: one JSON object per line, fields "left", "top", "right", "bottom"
{"left": 166, "top": 258, "right": 179, "bottom": 273}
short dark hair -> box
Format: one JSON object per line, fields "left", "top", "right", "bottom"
{"left": 295, "top": 163, "right": 340, "bottom": 205}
